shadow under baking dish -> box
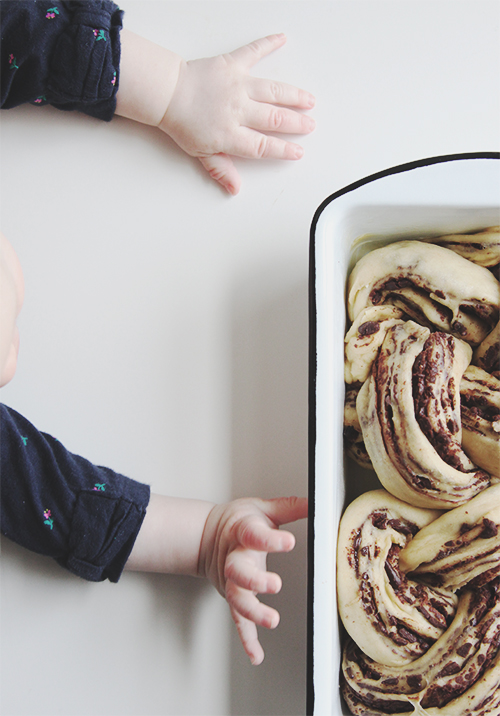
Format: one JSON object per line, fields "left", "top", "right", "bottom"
{"left": 307, "top": 152, "right": 500, "bottom": 716}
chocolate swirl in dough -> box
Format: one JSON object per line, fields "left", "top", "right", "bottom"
{"left": 345, "top": 305, "right": 405, "bottom": 384}
{"left": 337, "top": 490, "right": 455, "bottom": 667}
{"left": 341, "top": 578, "right": 500, "bottom": 716}
{"left": 347, "top": 241, "right": 500, "bottom": 346}
{"left": 357, "top": 321, "right": 490, "bottom": 508}
{"left": 473, "top": 320, "right": 500, "bottom": 379}
{"left": 460, "top": 366, "right": 500, "bottom": 477}
{"left": 424, "top": 225, "right": 500, "bottom": 268}
{"left": 344, "top": 387, "right": 373, "bottom": 470}
{"left": 399, "top": 484, "right": 500, "bottom": 592}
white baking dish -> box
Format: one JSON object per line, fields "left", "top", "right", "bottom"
{"left": 307, "top": 152, "right": 500, "bottom": 716}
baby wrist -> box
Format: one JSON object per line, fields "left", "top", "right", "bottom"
{"left": 116, "top": 29, "right": 184, "bottom": 128}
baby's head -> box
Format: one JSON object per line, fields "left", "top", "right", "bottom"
{"left": 0, "top": 232, "right": 24, "bottom": 387}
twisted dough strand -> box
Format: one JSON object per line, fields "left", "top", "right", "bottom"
{"left": 337, "top": 489, "right": 452, "bottom": 667}
{"left": 347, "top": 241, "right": 500, "bottom": 346}
{"left": 357, "top": 323, "right": 490, "bottom": 508}
{"left": 399, "top": 483, "right": 500, "bottom": 591}
{"left": 341, "top": 579, "right": 500, "bottom": 716}
{"left": 424, "top": 225, "right": 500, "bottom": 268}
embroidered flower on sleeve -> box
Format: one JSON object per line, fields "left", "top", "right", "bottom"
{"left": 33, "top": 95, "right": 47, "bottom": 104}
{"left": 111, "top": 71, "right": 116, "bottom": 86}
{"left": 93, "top": 29, "right": 107, "bottom": 41}
{"left": 93, "top": 483, "right": 106, "bottom": 492}
{"left": 8, "top": 54, "right": 19, "bottom": 70}
{"left": 43, "top": 509, "right": 54, "bottom": 530}
{"left": 45, "top": 7, "right": 59, "bottom": 19}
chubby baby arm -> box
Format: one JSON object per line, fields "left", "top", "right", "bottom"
{"left": 115, "top": 30, "right": 315, "bottom": 195}
{"left": 125, "top": 493, "right": 308, "bottom": 665}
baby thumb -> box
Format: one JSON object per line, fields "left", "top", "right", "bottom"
{"left": 199, "top": 154, "right": 241, "bottom": 196}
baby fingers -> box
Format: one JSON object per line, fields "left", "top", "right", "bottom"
{"left": 225, "top": 547, "right": 282, "bottom": 594}
{"left": 226, "top": 579, "right": 280, "bottom": 630}
{"left": 246, "top": 102, "right": 316, "bottom": 135}
{"left": 230, "top": 607, "right": 265, "bottom": 666}
{"left": 228, "top": 33, "right": 288, "bottom": 70}
{"left": 248, "top": 77, "right": 315, "bottom": 109}
{"left": 234, "top": 127, "right": 304, "bottom": 160}
{"left": 235, "top": 514, "right": 296, "bottom": 553}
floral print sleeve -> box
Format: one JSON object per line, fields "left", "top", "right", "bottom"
{"left": 1, "top": 1, "right": 123, "bottom": 121}
{"left": 0, "top": 404, "right": 150, "bottom": 583}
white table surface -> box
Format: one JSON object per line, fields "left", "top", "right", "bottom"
{"left": 1, "top": 2, "right": 499, "bottom": 715}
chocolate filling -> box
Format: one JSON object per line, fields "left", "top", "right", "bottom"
{"left": 461, "top": 392, "right": 500, "bottom": 424}
{"left": 369, "top": 276, "right": 498, "bottom": 338}
{"left": 412, "top": 333, "right": 470, "bottom": 470}
{"left": 387, "top": 518, "right": 419, "bottom": 536}
{"left": 354, "top": 518, "right": 456, "bottom": 653}
{"left": 371, "top": 511, "right": 388, "bottom": 530}
{"left": 478, "top": 344, "right": 500, "bottom": 374}
{"left": 420, "top": 523, "right": 499, "bottom": 571}
{"left": 372, "top": 327, "right": 489, "bottom": 498}
{"left": 481, "top": 518, "right": 498, "bottom": 539}
{"left": 460, "top": 300, "right": 497, "bottom": 324}
{"left": 342, "top": 678, "right": 414, "bottom": 714}
{"left": 358, "top": 320, "right": 380, "bottom": 336}
{"left": 370, "top": 278, "right": 450, "bottom": 318}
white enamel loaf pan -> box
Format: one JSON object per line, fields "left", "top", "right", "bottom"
{"left": 307, "top": 152, "right": 500, "bottom": 716}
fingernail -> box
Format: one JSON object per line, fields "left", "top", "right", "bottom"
{"left": 294, "top": 145, "right": 304, "bottom": 159}
{"left": 307, "top": 94, "right": 316, "bottom": 108}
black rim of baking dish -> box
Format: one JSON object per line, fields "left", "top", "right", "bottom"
{"left": 306, "top": 150, "right": 500, "bottom": 716}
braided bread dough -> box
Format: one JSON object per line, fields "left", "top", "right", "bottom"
{"left": 337, "top": 489, "right": 453, "bottom": 667}
{"left": 344, "top": 305, "right": 405, "bottom": 384}
{"left": 424, "top": 225, "right": 500, "bottom": 268}
{"left": 341, "top": 579, "right": 500, "bottom": 715}
{"left": 357, "top": 322, "right": 490, "bottom": 508}
{"left": 347, "top": 240, "right": 500, "bottom": 346}
{"left": 473, "top": 320, "right": 500, "bottom": 379}
{"left": 339, "top": 234, "right": 500, "bottom": 713}
{"left": 460, "top": 366, "right": 500, "bottom": 477}
{"left": 399, "top": 483, "right": 500, "bottom": 591}
{"left": 344, "top": 387, "right": 372, "bottom": 470}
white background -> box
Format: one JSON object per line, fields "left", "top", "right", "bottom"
{"left": 1, "top": 2, "right": 499, "bottom": 715}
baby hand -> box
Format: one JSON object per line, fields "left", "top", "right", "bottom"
{"left": 159, "top": 34, "right": 315, "bottom": 195}
{"left": 198, "top": 495, "right": 308, "bottom": 665}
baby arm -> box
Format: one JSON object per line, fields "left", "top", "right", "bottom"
{"left": 125, "top": 493, "right": 308, "bottom": 665}
{"left": 115, "top": 30, "right": 315, "bottom": 195}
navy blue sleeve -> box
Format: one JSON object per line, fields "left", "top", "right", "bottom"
{"left": 0, "top": 403, "right": 150, "bottom": 582}
{"left": 1, "top": 0, "right": 123, "bottom": 121}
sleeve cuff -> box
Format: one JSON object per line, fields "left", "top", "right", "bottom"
{"left": 47, "top": 2, "right": 123, "bottom": 121}
{"left": 58, "top": 482, "right": 150, "bottom": 583}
